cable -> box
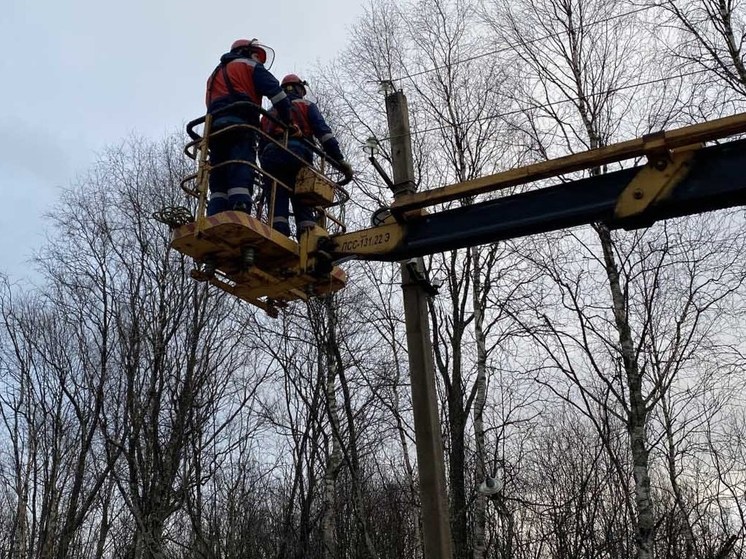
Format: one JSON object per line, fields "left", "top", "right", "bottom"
{"left": 381, "top": 67, "right": 716, "bottom": 142}
{"left": 392, "top": 5, "right": 655, "bottom": 83}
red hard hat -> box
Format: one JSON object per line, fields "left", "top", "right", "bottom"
{"left": 281, "top": 74, "right": 305, "bottom": 87}
{"left": 230, "top": 39, "right": 267, "bottom": 64}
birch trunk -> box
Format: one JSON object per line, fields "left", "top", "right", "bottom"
{"left": 596, "top": 223, "right": 654, "bottom": 559}
{"left": 322, "top": 308, "right": 342, "bottom": 559}
{"left": 472, "top": 245, "right": 489, "bottom": 559}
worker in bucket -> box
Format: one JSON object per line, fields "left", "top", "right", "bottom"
{"left": 205, "top": 39, "right": 292, "bottom": 215}
{"left": 259, "top": 74, "right": 354, "bottom": 237}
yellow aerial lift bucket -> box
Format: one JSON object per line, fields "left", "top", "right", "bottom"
{"left": 154, "top": 102, "right": 352, "bottom": 317}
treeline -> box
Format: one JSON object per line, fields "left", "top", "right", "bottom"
{"left": 2, "top": 0, "right": 746, "bottom": 558}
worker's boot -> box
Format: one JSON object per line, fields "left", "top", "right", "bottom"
{"left": 207, "top": 196, "right": 228, "bottom": 216}
{"left": 228, "top": 188, "right": 253, "bottom": 215}
{"left": 232, "top": 201, "right": 252, "bottom": 214}
{"left": 271, "top": 217, "right": 291, "bottom": 237}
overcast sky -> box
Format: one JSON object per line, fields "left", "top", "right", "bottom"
{"left": 0, "top": 0, "right": 365, "bottom": 282}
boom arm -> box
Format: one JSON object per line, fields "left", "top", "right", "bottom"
{"left": 330, "top": 137, "right": 746, "bottom": 262}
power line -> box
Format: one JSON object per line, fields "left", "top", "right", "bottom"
{"left": 381, "top": 67, "right": 715, "bottom": 142}
{"left": 392, "top": 5, "right": 655, "bottom": 83}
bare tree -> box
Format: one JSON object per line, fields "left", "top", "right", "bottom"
{"left": 479, "top": 1, "right": 694, "bottom": 556}
{"left": 654, "top": 0, "right": 746, "bottom": 102}
{"left": 0, "top": 135, "right": 269, "bottom": 559}
{"left": 0, "top": 257, "right": 119, "bottom": 559}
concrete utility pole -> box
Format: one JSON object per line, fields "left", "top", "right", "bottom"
{"left": 385, "top": 87, "right": 454, "bottom": 559}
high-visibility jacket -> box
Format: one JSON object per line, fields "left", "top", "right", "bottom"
{"left": 260, "top": 93, "right": 344, "bottom": 162}
{"left": 206, "top": 52, "right": 291, "bottom": 124}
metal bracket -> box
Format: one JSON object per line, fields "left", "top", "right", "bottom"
{"left": 404, "top": 258, "right": 441, "bottom": 297}
{"left": 369, "top": 156, "right": 395, "bottom": 189}
{"left": 614, "top": 144, "right": 700, "bottom": 219}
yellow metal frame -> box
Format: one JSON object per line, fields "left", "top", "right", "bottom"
{"left": 391, "top": 112, "right": 746, "bottom": 214}
{"left": 171, "top": 211, "right": 347, "bottom": 316}
{"left": 171, "top": 104, "right": 352, "bottom": 315}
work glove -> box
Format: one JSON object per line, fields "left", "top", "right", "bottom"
{"left": 288, "top": 124, "right": 303, "bottom": 138}
{"left": 339, "top": 160, "right": 354, "bottom": 181}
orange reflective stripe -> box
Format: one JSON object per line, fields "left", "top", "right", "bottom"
{"left": 290, "top": 100, "right": 313, "bottom": 137}
{"left": 206, "top": 59, "right": 260, "bottom": 107}
{"left": 262, "top": 98, "right": 313, "bottom": 138}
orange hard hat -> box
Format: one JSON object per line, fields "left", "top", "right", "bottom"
{"left": 230, "top": 38, "right": 267, "bottom": 64}
{"left": 281, "top": 73, "right": 305, "bottom": 87}
{"left": 281, "top": 74, "right": 309, "bottom": 96}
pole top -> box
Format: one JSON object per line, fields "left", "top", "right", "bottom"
{"left": 378, "top": 80, "right": 396, "bottom": 95}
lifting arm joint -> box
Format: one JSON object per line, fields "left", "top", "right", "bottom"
{"left": 614, "top": 144, "right": 700, "bottom": 220}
